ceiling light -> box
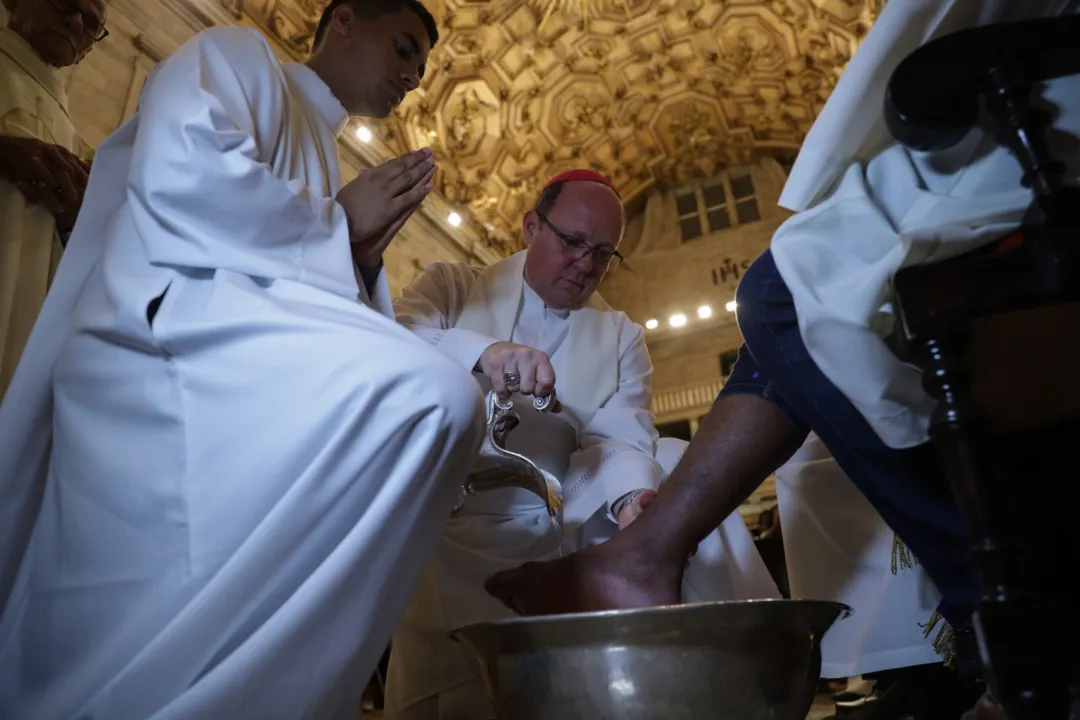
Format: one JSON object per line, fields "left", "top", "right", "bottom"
{"left": 645, "top": 319, "right": 658, "bottom": 330}
{"left": 725, "top": 301, "right": 737, "bottom": 312}
{"left": 669, "top": 314, "right": 687, "bottom": 328}
{"left": 697, "top": 305, "right": 712, "bottom": 319}
{"left": 448, "top": 212, "right": 462, "bottom": 227}
{"left": 355, "top": 125, "right": 372, "bottom": 143}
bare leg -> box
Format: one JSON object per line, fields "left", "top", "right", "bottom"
{"left": 485, "top": 393, "right": 805, "bottom": 615}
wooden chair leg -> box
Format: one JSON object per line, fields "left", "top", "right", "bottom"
{"left": 914, "top": 324, "right": 1071, "bottom": 719}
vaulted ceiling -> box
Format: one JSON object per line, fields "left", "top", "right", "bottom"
{"left": 230, "top": 0, "right": 882, "bottom": 254}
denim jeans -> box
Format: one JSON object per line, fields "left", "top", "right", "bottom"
{"left": 717, "top": 250, "right": 978, "bottom": 626}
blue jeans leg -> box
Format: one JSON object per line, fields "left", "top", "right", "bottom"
{"left": 718, "top": 250, "right": 978, "bottom": 625}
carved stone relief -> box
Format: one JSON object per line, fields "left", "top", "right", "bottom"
{"left": 244, "top": 0, "right": 883, "bottom": 254}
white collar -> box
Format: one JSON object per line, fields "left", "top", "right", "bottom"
{"left": 522, "top": 275, "right": 571, "bottom": 320}
{"left": 284, "top": 62, "right": 349, "bottom": 137}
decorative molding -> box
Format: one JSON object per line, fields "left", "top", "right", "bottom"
{"left": 132, "top": 33, "right": 168, "bottom": 62}
{"left": 652, "top": 379, "right": 724, "bottom": 420}
{"left": 219, "top": 0, "right": 245, "bottom": 20}
{"left": 122, "top": 54, "right": 154, "bottom": 121}
{"left": 169, "top": 0, "right": 248, "bottom": 30}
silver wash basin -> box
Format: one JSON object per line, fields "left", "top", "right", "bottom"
{"left": 452, "top": 598, "right": 851, "bottom": 720}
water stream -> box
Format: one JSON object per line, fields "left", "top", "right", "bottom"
{"left": 549, "top": 511, "right": 566, "bottom": 558}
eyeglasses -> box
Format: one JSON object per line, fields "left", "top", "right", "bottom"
{"left": 46, "top": 0, "right": 109, "bottom": 42}
{"left": 535, "top": 211, "right": 623, "bottom": 270}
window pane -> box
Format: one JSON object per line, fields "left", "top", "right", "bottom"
{"left": 680, "top": 215, "right": 702, "bottom": 241}
{"left": 707, "top": 207, "right": 731, "bottom": 232}
{"left": 736, "top": 198, "right": 760, "bottom": 224}
{"left": 675, "top": 191, "right": 698, "bottom": 216}
{"left": 702, "top": 181, "right": 727, "bottom": 208}
{"left": 731, "top": 174, "right": 754, "bottom": 200}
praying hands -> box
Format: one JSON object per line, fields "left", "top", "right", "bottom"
{"left": 338, "top": 147, "right": 436, "bottom": 268}
{"left": 0, "top": 134, "right": 89, "bottom": 232}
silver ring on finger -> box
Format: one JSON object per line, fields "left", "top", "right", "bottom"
{"left": 502, "top": 370, "right": 521, "bottom": 390}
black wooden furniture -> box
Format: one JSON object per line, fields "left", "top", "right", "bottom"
{"left": 885, "top": 14, "right": 1080, "bottom": 720}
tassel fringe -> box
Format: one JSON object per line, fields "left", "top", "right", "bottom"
{"left": 920, "top": 610, "right": 957, "bottom": 669}
{"left": 890, "top": 534, "right": 920, "bottom": 574}
{"left": 892, "top": 537, "right": 954, "bottom": 668}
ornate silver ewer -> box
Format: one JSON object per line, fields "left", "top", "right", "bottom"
{"left": 452, "top": 390, "right": 563, "bottom": 521}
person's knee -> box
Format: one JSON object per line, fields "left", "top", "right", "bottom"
{"left": 733, "top": 251, "right": 777, "bottom": 329}
{"left": 412, "top": 351, "right": 485, "bottom": 444}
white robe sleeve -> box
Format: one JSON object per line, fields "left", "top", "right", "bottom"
{"left": 353, "top": 262, "right": 394, "bottom": 319}
{"left": 393, "top": 262, "right": 501, "bottom": 372}
{"left": 128, "top": 28, "right": 359, "bottom": 299}
{"left": 571, "top": 320, "right": 664, "bottom": 512}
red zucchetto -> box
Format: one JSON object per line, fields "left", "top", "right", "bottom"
{"left": 542, "top": 169, "right": 621, "bottom": 199}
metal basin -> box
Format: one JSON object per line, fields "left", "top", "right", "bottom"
{"left": 451, "top": 599, "right": 851, "bottom": 720}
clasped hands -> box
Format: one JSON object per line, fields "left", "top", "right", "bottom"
{"left": 337, "top": 147, "right": 436, "bottom": 269}
{"left": 0, "top": 135, "right": 90, "bottom": 233}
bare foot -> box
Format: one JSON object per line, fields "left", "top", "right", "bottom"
{"left": 485, "top": 531, "right": 682, "bottom": 615}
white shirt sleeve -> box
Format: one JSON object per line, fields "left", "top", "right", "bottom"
{"left": 392, "top": 262, "right": 502, "bottom": 372}
{"left": 127, "top": 28, "right": 357, "bottom": 297}
{"left": 572, "top": 319, "right": 664, "bottom": 513}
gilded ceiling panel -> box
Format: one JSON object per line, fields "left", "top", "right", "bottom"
{"left": 234, "top": 0, "right": 883, "bottom": 254}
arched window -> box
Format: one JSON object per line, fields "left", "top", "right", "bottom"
{"left": 676, "top": 171, "right": 760, "bottom": 241}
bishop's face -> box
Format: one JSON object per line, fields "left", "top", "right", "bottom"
{"left": 10, "top": 0, "right": 107, "bottom": 68}
{"left": 333, "top": 6, "right": 431, "bottom": 118}
{"left": 523, "top": 182, "right": 625, "bottom": 311}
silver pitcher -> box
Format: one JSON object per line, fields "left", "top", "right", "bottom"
{"left": 452, "top": 390, "right": 563, "bottom": 520}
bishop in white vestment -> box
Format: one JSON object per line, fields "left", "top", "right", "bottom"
{"left": 0, "top": 7, "right": 487, "bottom": 718}
{"left": 0, "top": 0, "right": 100, "bottom": 396}
{"left": 385, "top": 171, "right": 777, "bottom": 719}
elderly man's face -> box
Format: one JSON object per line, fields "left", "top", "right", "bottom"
{"left": 10, "top": 0, "right": 107, "bottom": 68}
{"left": 522, "top": 181, "right": 624, "bottom": 310}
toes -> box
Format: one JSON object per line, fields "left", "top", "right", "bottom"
{"left": 484, "top": 566, "right": 525, "bottom": 602}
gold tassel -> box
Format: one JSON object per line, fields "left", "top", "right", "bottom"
{"left": 920, "top": 610, "right": 957, "bottom": 669}
{"left": 890, "top": 534, "right": 920, "bottom": 574}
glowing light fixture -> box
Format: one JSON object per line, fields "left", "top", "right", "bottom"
{"left": 355, "top": 125, "right": 372, "bottom": 143}
{"left": 645, "top": 318, "right": 658, "bottom": 330}
{"left": 448, "top": 212, "right": 462, "bottom": 227}
{"left": 669, "top": 314, "right": 687, "bottom": 328}
{"left": 697, "top": 305, "right": 712, "bottom": 319}
{"left": 725, "top": 301, "right": 737, "bottom": 312}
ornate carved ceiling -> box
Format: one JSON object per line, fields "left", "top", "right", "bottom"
{"left": 233, "top": 0, "right": 882, "bottom": 254}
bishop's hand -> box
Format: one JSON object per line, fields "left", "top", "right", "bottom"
{"left": 338, "top": 148, "right": 436, "bottom": 268}
{"left": 615, "top": 489, "right": 657, "bottom": 530}
{"left": 478, "top": 342, "right": 558, "bottom": 403}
